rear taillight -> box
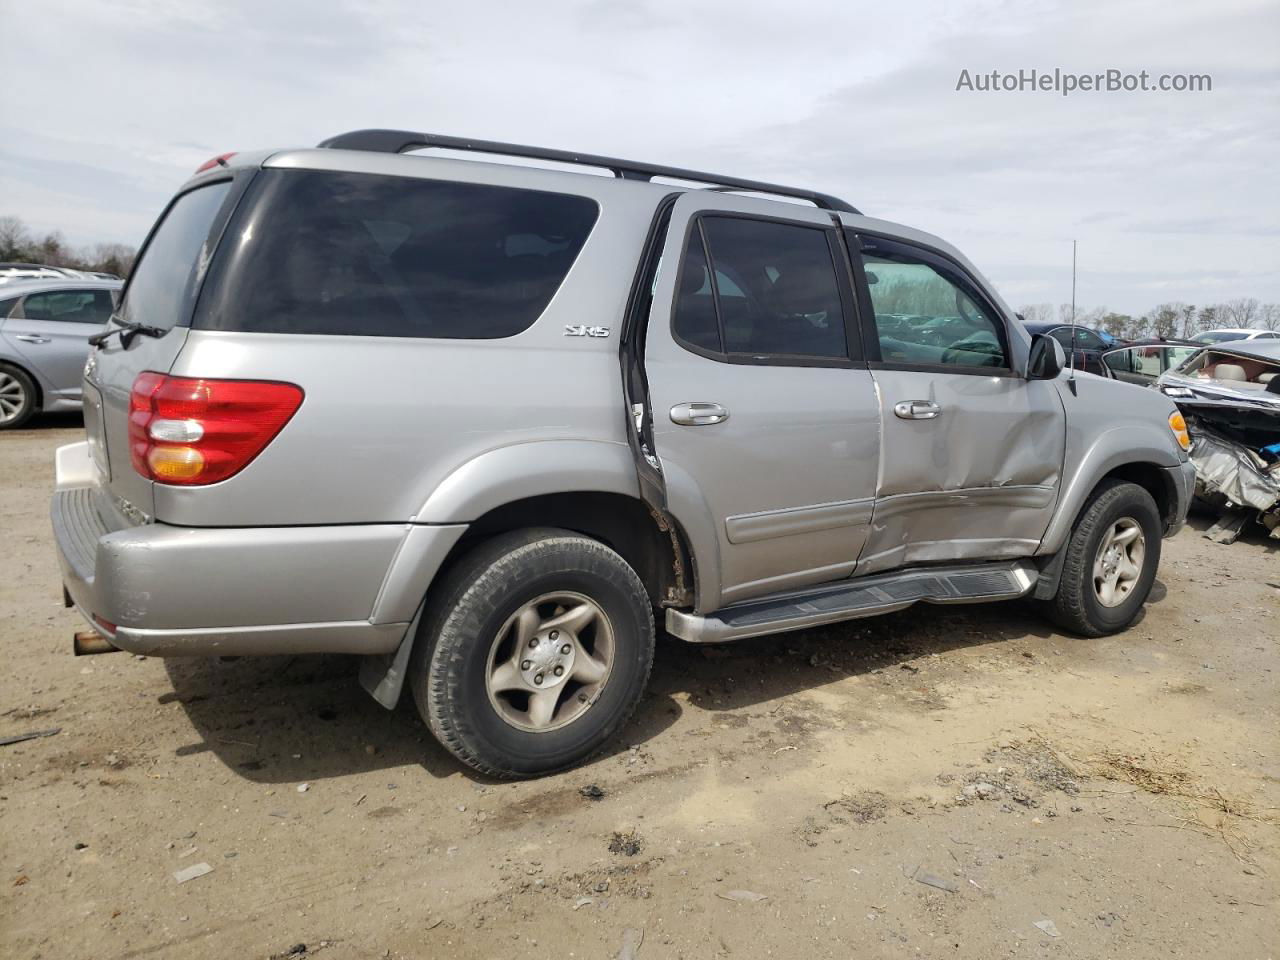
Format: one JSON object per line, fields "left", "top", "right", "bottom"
{"left": 129, "top": 373, "right": 303, "bottom": 486}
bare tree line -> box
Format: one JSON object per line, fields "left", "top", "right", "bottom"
{"left": 0, "top": 215, "right": 136, "bottom": 278}
{"left": 1018, "top": 299, "right": 1280, "bottom": 339}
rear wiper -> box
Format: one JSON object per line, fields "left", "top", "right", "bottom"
{"left": 89, "top": 316, "right": 167, "bottom": 349}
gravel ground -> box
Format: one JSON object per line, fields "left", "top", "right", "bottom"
{"left": 2, "top": 415, "right": 1277, "bottom": 960}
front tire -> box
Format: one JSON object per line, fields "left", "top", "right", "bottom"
{"left": 412, "top": 528, "right": 655, "bottom": 778}
{"left": 0, "top": 363, "right": 37, "bottom": 430}
{"left": 1042, "top": 480, "right": 1162, "bottom": 637}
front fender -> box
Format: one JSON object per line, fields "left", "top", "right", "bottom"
{"left": 1038, "top": 423, "right": 1184, "bottom": 555}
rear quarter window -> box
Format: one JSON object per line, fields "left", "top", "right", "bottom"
{"left": 195, "top": 170, "right": 600, "bottom": 339}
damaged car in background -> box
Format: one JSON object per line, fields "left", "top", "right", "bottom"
{"left": 1104, "top": 339, "right": 1280, "bottom": 543}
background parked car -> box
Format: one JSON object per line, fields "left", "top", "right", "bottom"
{"left": 1101, "top": 338, "right": 1203, "bottom": 386}
{"left": 1191, "top": 327, "right": 1280, "bottom": 345}
{"left": 0, "top": 263, "right": 122, "bottom": 283}
{"left": 0, "top": 277, "right": 121, "bottom": 428}
{"left": 1021, "top": 319, "right": 1113, "bottom": 374}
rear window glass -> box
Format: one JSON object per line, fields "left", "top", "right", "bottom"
{"left": 122, "top": 181, "right": 232, "bottom": 329}
{"left": 672, "top": 216, "right": 847, "bottom": 360}
{"left": 195, "top": 170, "right": 599, "bottom": 338}
{"left": 18, "top": 289, "right": 115, "bottom": 324}
{"left": 671, "top": 230, "right": 721, "bottom": 353}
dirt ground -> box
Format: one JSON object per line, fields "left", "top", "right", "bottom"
{"left": 2, "top": 415, "right": 1277, "bottom": 960}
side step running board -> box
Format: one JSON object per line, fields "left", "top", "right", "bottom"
{"left": 666, "top": 560, "right": 1038, "bottom": 643}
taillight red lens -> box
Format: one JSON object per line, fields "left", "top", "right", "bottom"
{"left": 129, "top": 373, "right": 303, "bottom": 486}
{"left": 194, "top": 152, "right": 236, "bottom": 174}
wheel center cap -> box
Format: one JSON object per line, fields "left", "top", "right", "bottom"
{"left": 522, "top": 632, "right": 575, "bottom": 689}
{"left": 1104, "top": 547, "right": 1122, "bottom": 574}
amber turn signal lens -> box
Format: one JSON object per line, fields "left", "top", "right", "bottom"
{"left": 1168, "top": 411, "right": 1191, "bottom": 451}
{"left": 147, "top": 445, "right": 206, "bottom": 480}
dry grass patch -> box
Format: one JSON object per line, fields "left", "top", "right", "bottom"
{"left": 1026, "top": 730, "right": 1278, "bottom": 865}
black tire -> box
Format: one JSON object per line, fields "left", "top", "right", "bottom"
{"left": 411, "top": 528, "right": 655, "bottom": 778}
{"left": 0, "top": 363, "right": 37, "bottom": 430}
{"left": 1042, "top": 480, "right": 1162, "bottom": 637}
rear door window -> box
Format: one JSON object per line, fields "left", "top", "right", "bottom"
{"left": 671, "top": 230, "right": 722, "bottom": 353}
{"left": 16, "top": 290, "right": 115, "bottom": 323}
{"left": 671, "top": 216, "right": 849, "bottom": 361}
{"left": 195, "top": 170, "right": 599, "bottom": 339}
{"left": 122, "top": 181, "right": 233, "bottom": 329}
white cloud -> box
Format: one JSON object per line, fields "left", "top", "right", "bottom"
{"left": 4, "top": 0, "right": 1276, "bottom": 312}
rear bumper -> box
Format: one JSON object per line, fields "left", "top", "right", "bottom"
{"left": 51, "top": 443, "right": 465, "bottom": 657}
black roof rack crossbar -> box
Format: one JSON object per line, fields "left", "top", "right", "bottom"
{"left": 316, "top": 129, "right": 860, "bottom": 215}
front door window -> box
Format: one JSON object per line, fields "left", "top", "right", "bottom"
{"left": 856, "top": 234, "right": 1007, "bottom": 369}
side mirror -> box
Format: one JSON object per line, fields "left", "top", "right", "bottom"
{"left": 1027, "top": 333, "right": 1065, "bottom": 380}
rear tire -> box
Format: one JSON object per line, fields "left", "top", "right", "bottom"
{"left": 0, "top": 363, "right": 37, "bottom": 430}
{"left": 1042, "top": 480, "right": 1162, "bottom": 637}
{"left": 411, "top": 528, "right": 655, "bottom": 779}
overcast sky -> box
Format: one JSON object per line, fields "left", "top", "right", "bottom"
{"left": 3, "top": 0, "right": 1277, "bottom": 314}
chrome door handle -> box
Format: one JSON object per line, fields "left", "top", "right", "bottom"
{"left": 670, "top": 402, "right": 729, "bottom": 426}
{"left": 14, "top": 335, "right": 51, "bottom": 344}
{"left": 893, "top": 400, "right": 941, "bottom": 420}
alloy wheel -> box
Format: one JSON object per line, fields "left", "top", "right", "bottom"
{"left": 484, "top": 591, "right": 615, "bottom": 732}
{"left": 0, "top": 372, "right": 27, "bottom": 424}
{"left": 1093, "top": 517, "right": 1145, "bottom": 608}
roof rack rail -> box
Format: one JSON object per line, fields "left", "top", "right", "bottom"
{"left": 316, "top": 129, "right": 860, "bottom": 215}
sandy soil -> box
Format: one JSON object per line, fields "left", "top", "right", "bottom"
{"left": 2, "top": 414, "right": 1277, "bottom": 960}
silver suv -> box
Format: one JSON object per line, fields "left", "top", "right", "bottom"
{"left": 51, "top": 130, "right": 1195, "bottom": 777}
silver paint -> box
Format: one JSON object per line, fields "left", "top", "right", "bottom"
{"left": 49, "top": 146, "right": 1194, "bottom": 677}
{"left": 0, "top": 277, "right": 123, "bottom": 416}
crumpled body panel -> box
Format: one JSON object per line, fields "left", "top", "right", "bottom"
{"left": 1190, "top": 432, "right": 1280, "bottom": 513}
